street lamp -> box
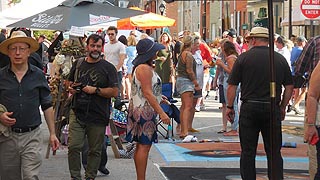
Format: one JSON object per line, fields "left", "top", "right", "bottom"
{"left": 159, "top": 3, "right": 165, "bottom": 16}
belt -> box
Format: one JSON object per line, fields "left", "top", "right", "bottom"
{"left": 12, "top": 125, "right": 39, "bottom": 133}
{"left": 243, "top": 100, "right": 270, "bottom": 104}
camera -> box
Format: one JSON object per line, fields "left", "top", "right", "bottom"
{"left": 72, "top": 83, "right": 85, "bottom": 93}
{"left": 212, "top": 55, "right": 221, "bottom": 62}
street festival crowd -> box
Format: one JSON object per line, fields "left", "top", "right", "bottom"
{"left": 0, "top": 25, "right": 320, "bottom": 180}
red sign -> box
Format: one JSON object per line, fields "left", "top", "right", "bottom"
{"left": 300, "top": 0, "right": 320, "bottom": 19}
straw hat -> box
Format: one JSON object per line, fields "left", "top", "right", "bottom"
{"left": 246, "top": 27, "right": 269, "bottom": 39}
{"left": 0, "top": 31, "right": 39, "bottom": 55}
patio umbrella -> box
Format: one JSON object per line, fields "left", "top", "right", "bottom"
{"left": 117, "top": 7, "right": 176, "bottom": 30}
{"left": 7, "top": 0, "right": 145, "bottom": 31}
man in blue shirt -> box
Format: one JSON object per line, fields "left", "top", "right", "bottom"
{"left": 290, "top": 36, "right": 307, "bottom": 115}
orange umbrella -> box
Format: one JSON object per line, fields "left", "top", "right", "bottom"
{"left": 117, "top": 7, "right": 176, "bottom": 30}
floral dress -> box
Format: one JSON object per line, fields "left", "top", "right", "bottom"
{"left": 126, "top": 70, "right": 162, "bottom": 145}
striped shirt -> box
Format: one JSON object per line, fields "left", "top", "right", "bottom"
{"left": 294, "top": 35, "right": 320, "bottom": 77}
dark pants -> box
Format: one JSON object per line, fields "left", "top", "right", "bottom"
{"left": 315, "top": 127, "right": 320, "bottom": 179}
{"left": 239, "top": 101, "right": 283, "bottom": 180}
{"left": 82, "top": 136, "right": 108, "bottom": 170}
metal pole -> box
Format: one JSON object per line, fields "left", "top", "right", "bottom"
{"left": 203, "top": 0, "right": 207, "bottom": 41}
{"left": 310, "top": 20, "right": 314, "bottom": 38}
{"left": 267, "top": 0, "right": 278, "bottom": 179}
{"left": 288, "top": 0, "right": 292, "bottom": 38}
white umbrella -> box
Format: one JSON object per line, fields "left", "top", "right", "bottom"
{"left": 0, "top": 0, "right": 65, "bottom": 28}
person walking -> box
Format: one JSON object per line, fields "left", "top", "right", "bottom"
{"left": 67, "top": 34, "right": 118, "bottom": 180}
{"left": 126, "top": 38, "right": 170, "bottom": 180}
{"left": 0, "top": 30, "right": 59, "bottom": 180}
{"left": 226, "top": 27, "right": 293, "bottom": 180}
{"left": 124, "top": 35, "right": 137, "bottom": 100}
{"left": 104, "top": 26, "right": 126, "bottom": 100}
{"left": 290, "top": 36, "right": 307, "bottom": 115}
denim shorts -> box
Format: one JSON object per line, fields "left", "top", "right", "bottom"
{"left": 176, "top": 77, "right": 194, "bottom": 94}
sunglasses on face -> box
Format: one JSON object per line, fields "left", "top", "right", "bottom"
{"left": 108, "top": 33, "right": 115, "bottom": 36}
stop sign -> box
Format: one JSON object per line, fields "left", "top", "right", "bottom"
{"left": 300, "top": 0, "right": 320, "bottom": 19}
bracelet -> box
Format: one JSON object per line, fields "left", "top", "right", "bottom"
{"left": 306, "top": 123, "right": 316, "bottom": 126}
{"left": 226, "top": 105, "right": 234, "bottom": 109}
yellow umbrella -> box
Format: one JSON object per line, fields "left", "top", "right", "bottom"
{"left": 117, "top": 7, "right": 176, "bottom": 30}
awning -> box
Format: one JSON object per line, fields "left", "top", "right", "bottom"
{"left": 281, "top": 7, "right": 320, "bottom": 26}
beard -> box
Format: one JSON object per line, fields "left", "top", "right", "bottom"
{"left": 89, "top": 51, "right": 101, "bottom": 60}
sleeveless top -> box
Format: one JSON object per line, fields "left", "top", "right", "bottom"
{"left": 176, "top": 51, "right": 197, "bottom": 79}
{"left": 126, "top": 69, "right": 162, "bottom": 144}
{"left": 155, "top": 47, "right": 174, "bottom": 83}
{"left": 223, "top": 54, "right": 238, "bottom": 79}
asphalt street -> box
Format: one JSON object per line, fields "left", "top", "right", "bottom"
{"left": 38, "top": 91, "right": 307, "bottom": 180}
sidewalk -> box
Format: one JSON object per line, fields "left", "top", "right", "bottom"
{"left": 39, "top": 91, "right": 307, "bottom": 180}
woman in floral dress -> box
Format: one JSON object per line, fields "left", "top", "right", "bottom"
{"left": 126, "top": 38, "right": 170, "bottom": 180}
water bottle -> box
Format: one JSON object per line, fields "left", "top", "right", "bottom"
{"left": 167, "top": 124, "right": 173, "bottom": 140}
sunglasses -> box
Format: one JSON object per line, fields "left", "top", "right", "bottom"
{"left": 108, "top": 33, "right": 115, "bottom": 36}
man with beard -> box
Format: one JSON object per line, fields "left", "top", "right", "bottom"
{"left": 67, "top": 34, "right": 118, "bottom": 180}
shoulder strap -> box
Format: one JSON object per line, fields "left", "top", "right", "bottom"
{"left": 74, "top": 57, "right": 84, "bottom": 82}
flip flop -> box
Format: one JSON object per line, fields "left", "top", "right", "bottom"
{"left": 217, "top": 129, "right": 226, "bottom": 134}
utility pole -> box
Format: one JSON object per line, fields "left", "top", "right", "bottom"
{"left": 202, "top": 0, "right": 207, "bottom": 41}
{"left": 288, "top": 0, "right": 292, "bottom": 38}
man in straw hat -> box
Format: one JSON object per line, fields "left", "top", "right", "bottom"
{"left": 226, "top": 27, "right": 293, "bottom": 179}
{"left": 0, "top": 30, "right": 59, "bottom": 180}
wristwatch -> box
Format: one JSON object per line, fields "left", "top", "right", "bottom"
{"left": 226, "top": 105, "right": 234, "bottom": 109}
{"left": 95, "top": 87, "right": 101, "bottom": 94}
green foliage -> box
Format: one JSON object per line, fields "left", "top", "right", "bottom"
{"left": 33, "top": 30, "right": 56, "bottom": 42}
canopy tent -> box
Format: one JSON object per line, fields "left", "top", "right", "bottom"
{"left": 7, "top": 0, "right": 145, "bottom": 31}
{"left": 0, "top": 0, "right": 65, "bottom": 28}
{"left": 117, "top": 7, "right": 176, "bottom": 30}
{"left": 281, "top": 7, "right": 320, "bottom": 26}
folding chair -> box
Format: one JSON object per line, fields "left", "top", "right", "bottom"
{"left": 157, "top": 83, "right": 180, "bottom": 139}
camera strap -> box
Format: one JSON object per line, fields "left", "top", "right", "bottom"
{"left": 71, "top": 57, "right": 85, "bottom": 107}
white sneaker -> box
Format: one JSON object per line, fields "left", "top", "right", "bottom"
{"left": 182, "top": 135, "right": 194, "bottom": 143}
{"left": 195, "top": 105, "right": 200, "bottom": 112}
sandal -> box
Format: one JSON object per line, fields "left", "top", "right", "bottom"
{"left": 223, "top": 130, "right": 239, "bottom": 136}
{"left": 217, "top": 129, "right": 226, "bottom": 134}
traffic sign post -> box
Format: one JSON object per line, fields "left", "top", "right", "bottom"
{"left": 300, "top": 0, "right": 320, "bottom": 19}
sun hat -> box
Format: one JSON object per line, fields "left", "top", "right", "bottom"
{"left": 0, "top": 30, "right": 39, "bottom": 55}
{"left": 132, "top": 38, "right": 165, "bottom": 66}
{"left": 246, "top": 27, "right": 269, "bottom": 39}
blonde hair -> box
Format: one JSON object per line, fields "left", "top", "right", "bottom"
{"left": 140, "top": 33, "right": 149, "bottom": 39}
{"left": 127, "top": 35, "right": 137, "bottom": 46}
